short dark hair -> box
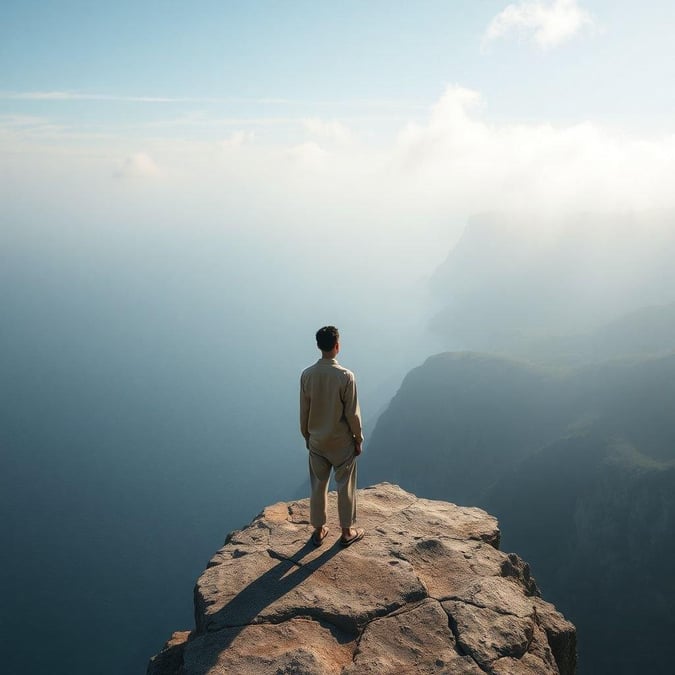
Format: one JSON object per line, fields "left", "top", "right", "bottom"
{"left": 316, "top": 326, "right": 339, "bottom": 352}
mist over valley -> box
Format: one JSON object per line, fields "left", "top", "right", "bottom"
{"left": 4, "top": 202, "right": 675, "bottom": 673}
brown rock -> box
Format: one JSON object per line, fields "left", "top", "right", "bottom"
{"left": 343, "top": 599, "right": 483, "bottom": 674}
{"left": 148, "top": 483, "right": 576, "bottom": 674}
{"left": 183, "top": 618, "right": 354, "bottom": 675}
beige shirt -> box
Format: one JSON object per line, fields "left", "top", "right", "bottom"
{"left": 300, "top": 357, "right": 363, "bottom": 452}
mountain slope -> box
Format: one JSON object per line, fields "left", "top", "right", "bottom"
{"left": 361, "top": 351, "right": 675, "bottom": 674}
{"left": 508, "top": 302, "right": 675, "bottom": 367}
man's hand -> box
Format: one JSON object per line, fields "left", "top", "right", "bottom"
{"left": 354, "top": 441, "right": 362, "bottom": 456}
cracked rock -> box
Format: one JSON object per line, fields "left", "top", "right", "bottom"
{"left": 148, "top": 483, "right": 576, "bottom": 674}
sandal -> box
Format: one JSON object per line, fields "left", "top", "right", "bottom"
{"left": 311, "top": 526, "right": 329, "bottom": 546}
{"left": 340, "top": 528, "right": 365, "bottom": 547}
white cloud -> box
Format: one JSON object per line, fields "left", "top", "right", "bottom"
{"left": 302, "top": 118, "right": 355, "bottom": 146}
{"left": 285, "top": 141, "right": 330, "bottom": 168}
{"left": 114, "top": 152, "right": 162, "bottom": 179}
{"left": 483, "top": 0, "right": 594, "bottom": 50}
{"left": 391, "top": 86, "right": 675, "bottom": 217}
{"left": 220, "top": 130, "right": 256, "bottom": 149}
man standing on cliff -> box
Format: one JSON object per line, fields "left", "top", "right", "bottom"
{"left": 300, "top": 326, "right": 365, "bottom": 547}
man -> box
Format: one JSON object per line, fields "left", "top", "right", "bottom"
{"left": 300, "top": 326, "right": 365, "bottom": 547}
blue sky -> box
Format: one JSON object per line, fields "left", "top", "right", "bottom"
{"left": 3, "top": 0, "right": 675, "bottom": 141}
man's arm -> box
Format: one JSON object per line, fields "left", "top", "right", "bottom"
{"left": 343, "top": 372, "right": 363, "bottom": 454}
{"left": 299, "top": 374, "right": 310, "bottom": 449}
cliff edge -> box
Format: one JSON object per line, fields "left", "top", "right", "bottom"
{"left": 148, "top": 483, "right": 576, "bottom": 674}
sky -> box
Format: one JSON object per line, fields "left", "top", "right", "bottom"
{"left": 2, "top": 1, "right": 675, "bottom": 131}
{"left": 3, "top": 1, "right": 675, "bottom": 235}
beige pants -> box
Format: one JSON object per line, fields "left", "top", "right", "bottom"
{"left": 309, "top": 444, "right": 357, "bottom": 529}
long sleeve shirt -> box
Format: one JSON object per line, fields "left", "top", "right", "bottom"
{"left": 300, "top": 357, "right": 363, "bottom": 452}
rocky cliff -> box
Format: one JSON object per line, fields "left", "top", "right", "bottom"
{"left": 148, "top": 483, "right": 576, "bottom": 674}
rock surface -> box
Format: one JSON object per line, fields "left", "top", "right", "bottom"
{"left": 148, "top": 483, "right": 576, "bottom": 674}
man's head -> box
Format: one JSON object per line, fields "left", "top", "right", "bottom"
{"left": 316, "top": 325, "right": 340, "bottom": 355}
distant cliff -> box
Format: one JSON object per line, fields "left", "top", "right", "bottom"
{"left": 148, "top": 483, "right": 576, "bottom": 674}
{"left": 361, "top": 350, "right": 675, "bottom": 673}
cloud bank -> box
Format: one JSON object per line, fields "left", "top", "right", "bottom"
{"left": 4, "top": 84, "right": 675, "bottom": 257}
{"left": 391, "top": 86, "right": 675, "bottom": 219}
